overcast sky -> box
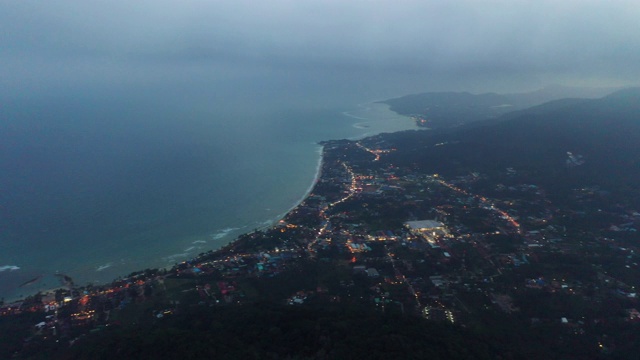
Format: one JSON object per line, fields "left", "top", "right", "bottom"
{"left": 2, "top": 0, "right": 639, "bottom": 98}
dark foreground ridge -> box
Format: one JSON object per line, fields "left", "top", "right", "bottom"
{"left": 3, "top": 88, "right": 640, "bottom": 359}
{"left": 51, "top": 304, "right": 500, "bottom": 360}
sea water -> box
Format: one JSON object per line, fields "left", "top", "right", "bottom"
{"left": 0, "top": 85, "right": 416, "bottom": 301}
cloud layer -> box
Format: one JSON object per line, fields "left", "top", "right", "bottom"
{"left": 2, "top": 0, "right": 639, "bottom": 96}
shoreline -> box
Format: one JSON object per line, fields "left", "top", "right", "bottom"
{"left": 259, "top": 144, "right": 324, "bottom": 231}
{"left": 285, "top": 144, "right": 324, "bottom": 217}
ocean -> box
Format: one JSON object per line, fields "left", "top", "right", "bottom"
{"left": 0, "top": 83, "right": 416, "bottom": 301}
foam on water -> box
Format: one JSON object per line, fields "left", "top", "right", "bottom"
{"left": 0, "top": 265, "right": 20, "bottom": 272}
{"left": 211, "top": 227, "right": 241, "bottom": 240}
{"left": 163, "top": 253, "right": 189, "bottom": 263}
{"left": 342, "top": 111, "right": 369, "bottom": 120}
{"left": 96, "top": 263, "right": 112, "bottom": 272}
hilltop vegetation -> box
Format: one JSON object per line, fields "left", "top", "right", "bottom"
{"left": 381, "top": 88, "right": 640, "bottom": 206}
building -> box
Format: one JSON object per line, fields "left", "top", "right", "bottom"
{"left": 366, "top": 268, "right": 380, "bottom": 277}
{"left": 405, "top": 220, "right": 449, "bottom": 243}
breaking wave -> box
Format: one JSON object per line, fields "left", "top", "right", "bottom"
{"left": 0, "top": 265, "right": 20, "bottom": 272}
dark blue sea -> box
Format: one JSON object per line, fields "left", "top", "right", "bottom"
{"left": 0, "top": 82, "right": 416, "bottom": 301}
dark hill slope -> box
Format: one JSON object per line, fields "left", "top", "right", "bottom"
{"left": 380, "top": 92, "right": 514, "bottom": 127}
{"left": 44, "top": 304, "right": 507, "bottom": 360}
{"left": 460, "top": 97, "right": 588, "bottom": 129}
{"left": 382, "top": 88, "right": 640, "bottom": 205}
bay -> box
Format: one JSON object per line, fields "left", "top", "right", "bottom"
{"left": 0, "top": 82, "right": 416, "bottom": 301}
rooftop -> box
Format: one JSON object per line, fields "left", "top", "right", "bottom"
{"left": 405, "top": 220, "right": 445, "bottom": 230}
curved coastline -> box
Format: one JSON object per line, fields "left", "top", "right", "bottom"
{"left": 211, "top": 101, "right": 413, "bottom": 255}
{"left": 208, "top": 144, "right": 325, "bottom": 256}
{"left": 287, "top": 144, "right": 324, "bottom": 215}
{"left": 262, "top": 144, "right": 324, "bottom": 229}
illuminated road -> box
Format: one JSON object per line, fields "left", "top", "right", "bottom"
{"left": 436, "top": 177, "right": 522, "bottom": 234}
{"left": 356, "top": 142, "right": 394, "bottom": 161}
{"left": 385, "top": 244, "right": 422, "bottom": 310}
{"left": 307, "top": 162, "right": 359, "bottom": 253}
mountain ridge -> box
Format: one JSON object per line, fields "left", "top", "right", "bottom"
{"left": 379, "top": 88, "right": 640, "bottom": 206}
{"left": 380, "top": 85, "right": 626, "bottom": 129}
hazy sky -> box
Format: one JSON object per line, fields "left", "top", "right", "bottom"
{"left": 2, "top": 0, "right": 639, "bottom": 98}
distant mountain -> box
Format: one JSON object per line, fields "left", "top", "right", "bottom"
{"left": 503, "top": 84, "right": 624, "bottom": 108}
{"left": 382, "top": 88, "right": 640, "bottom": 205}
{"left": 380, "top": 85, "right": 622, "bottom": 129}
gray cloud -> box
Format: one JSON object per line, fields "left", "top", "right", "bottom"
{"left": 2, "top": 0, "right": 639, "bottom": 96}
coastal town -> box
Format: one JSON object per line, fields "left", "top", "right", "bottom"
{"left": 3, "top": 126, "right": 640, "bottom": 357}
